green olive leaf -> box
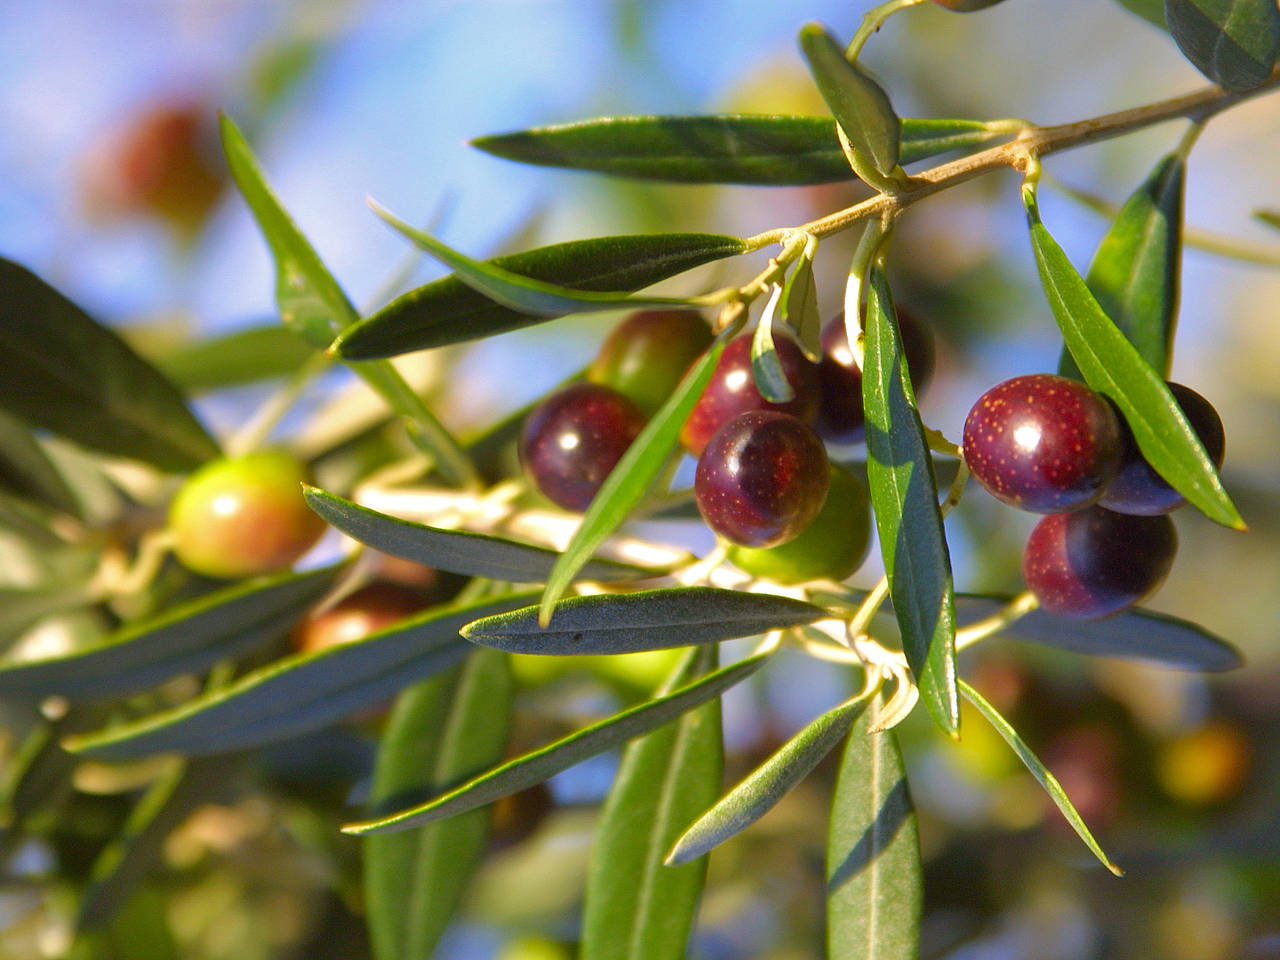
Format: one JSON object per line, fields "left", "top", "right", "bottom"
{"left": 863, "top": 265, "right": 959, "bottom": 736}
{"left": 64, "top": 592, "right": 535, "bottom": 760}
{"left": 750, "top": 288, "right": 796, "bottom": 403}
{"left": 538, "top": 321, "right": 738, "bottom": 625}
{"left": 1255, "top": 208, "right": 1280, "bottom": 231}
{"left": 959, "top": 680, "right": 1124, "bottom": 876}
{"left": 581, "top": 646, "right": 722, "bottom": 960}
{"left": 370, "top": 201, "right": 713, "bottom": 318}
{"left": 0, "top": 565, "right": 344, "bottom": 701}
{"left": 0, "top": 258, "right": 220, "bottom": 473}
{"left": 303, "top": 485, "right": 658, "bottom": 584}
{"left": 146, "top": 323, "right": 316, "bottom": 394}
{"left": 1026, "top": 191, "right": 1244, "bottom": 530}
{"left": 826, "top": 702, "right": 922, "bottom": 960}
{"left": 1164, "top": 0, "right": 1280, "bottom": 91}
{"left": 667, "top": 688, "right": 873, "bottom": 866}
{"left": 1114, "top": 0, "right": 1168, "bottom": 27}
{"left": 365, "top": 650, "right": 514, "bottom": 960}
{"left": 336, "top": 233, "right": 747, "bottom": 359}
{"left": 0, "top": 409, "right": 83, "bottom": 517}
{"left": 341, "top": 651, "right": 768, "bottom": 835}
{"left": 462, "top": 587, "right": 828, "bottom": 655}
{"left": 781, "top": 250, "right": 823, "bottom": 361}
{"left": 799, "top": 23, "right": 901, "bottom": 176}
{"left": 953, "top": 593, "right": 1241, "bottom": 671}
{"left": 1059, "top": 153, "right": 1184, "bottom": 381}
{"left": 470, "top": 115, "right": 1000, "bottom": 186}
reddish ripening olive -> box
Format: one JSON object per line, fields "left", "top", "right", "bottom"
{"left": 587, "top": 310, "right": 713, "bottom": 417}
{"left": 962, "top": 374, "right": 1122, "bottom": 514}
{"left": 169, "top": 451, "right": 326, "bottom": 579}
{"left": 1022, "top": 505, "right": 1177, "bottom": 619}
{"left": 695, "top": 410, "right": 830, "bottom": 548}
{"left": 1099, "top": 382, "right": 1226, "bottom": 516}
{"left": 728, "top": 463, "right": 871, "bottom": 584}
{"left": 520, "top": 382, "right": 646, "bottom": 512}
{"left": 79, "top": 100, "right": 225, "bottom": 234}
{"left": 292, "top": 582, "right": 427, "bottom": 654}
{"left": 680, "top": 334, "right": 821, "bottom": 456}
{"left": 816, "top": 308, "right": 936, "bottom": 445}
{"left": 931, "top": 0, "right": 1010, "bottom": 10}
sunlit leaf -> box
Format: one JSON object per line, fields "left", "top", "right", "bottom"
{"left": 0, "top": 258, "right": 219, "bottom": 472}
{"left": 335, "top": 233, "right": 747, "bottom": 359}
{"left": 668, "top": 689, "right": 872, "bottom": 866}
{"left": 960, "top": 680, "right": 1124, "bottom": 876}
{"left": 750, "top": 289, "right": 796, "bottom": 403}
{"left": 538, "top": 323, "right": 737, "bottom": 624}
{"left": 471, "top": 114, "right": 999, "bottom": 185}
{"left": 148, "top": 323, "right": 316, "bottom": 393}
{"left": 342, "top": 651, "right": 768, "bottom": 835}
{"left": 781, "top": 251, "right": 822, "bottom": 361}
{"left": 366, "top": 650, "right": 514, "bottom": 960}
{"left": 862, "top": 266, "right": 958, "bottom": 735}
{"left": 303, "top": 486, "right": 653, "bottom": 583}
{"left": 826, "top": 702, "right": 921, "bottom": 960}
{"left": 463, "top": 587, "right": 827, "bottom": 655}
{"left": 799, "top": 23, "right": 901, "bottom": 176}
{"left": 1027, "top": 193, "right": 1244, "bottom": 529}
{"left": 65, "top": 593, "right": 534, "bottom": 760}
{"left": 0, "top": 565, "right": 343, "bottom": 701}
{"left": 1059, "top": 154, "right": 1184, "bottom": 380}
{"left": 1165, "top": 0, "right": 1280, "bottom": 91}
{"left": 581, "top": 647, "right": 722, "bottom": 960}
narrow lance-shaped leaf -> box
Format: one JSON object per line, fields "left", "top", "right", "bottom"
{"left": 863, "top": 265, "right": 959, "bottom": 735}
{"left": 1255, "top": 209, "right": 1280, "bottom": 231}
{"left": 0, "top": 408, "right": 82, "bottom": 517}
{"left": 1114, "top": 0, "right": 1168, "bottom": 28}
{"left": 0, "top": 565, "right": 343, "bottom": 701}
{"left": 147, "top": 323, "right": 316, "bottom": 394}
{"left": 1026, "top": 190, "right": 1244, "bottom": 530}
{"left": 959, "top": 680, "right": 1124, "bottom": 876}
{"left": 581, "top": 646, "right": 723, "bottom": 960}
{"left": 1165, "top": 0, "right": 1280, "bottom": 91}
{"left": 0, "top": 258, "right": 219, "bottom": 472}
{"left": 1059, "top": 153, "right": 1184, "bottom": 380}
{"left": 826, "top": 701, "right": 922, "bottom": 960}
{"left": 798, "top": 24, "right": 901, "bottom": 176}
{"left": 463, "top": 587, "right": 827, "bottom": 656}
{"left": 470, "top": 115, "right": 1001, "bottom": 186}
{"left": 668, "top": 688, "right": 873, "bottom": 866}
{"left": 952, "top": 593, "right": 1241, "bottom": 672}
{"left": 538, "top": 321, "right": 739, "bottom": 624}
{"left": 335, "top": 233, "right": 748, "bottom": 359}
{"left": 781, "top": 247, "right": 822, "bottom": 361}
{"left": 750, "top": 286, "right": 795, "bottom": 403}
{"left": 303, "top": 485, "right": 656, "bottom": 584}
{"left": 221, "top": 116, "right": 477, "bottom": 487}
{"left": 366, "top": 650, "right": 515, "bottom": 960}
{"left": 342, "top": 651, "right": 768, "bottom": 835}
{"left": 65, "top": 592, "right": 535, "bottom": 761}
{"left": 370, "top": 201, "right": 708, "bottom": 317}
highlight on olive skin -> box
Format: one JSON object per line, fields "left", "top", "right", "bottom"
{"left": 168, "top": 450, "right": 327, "bottom": 580}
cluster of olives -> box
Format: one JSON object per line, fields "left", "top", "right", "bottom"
{"left": 962, "top": 373, "right": 1225, "bottom": 620}
{"left": 520, "top": 308, "right": 936, "bottom": 585}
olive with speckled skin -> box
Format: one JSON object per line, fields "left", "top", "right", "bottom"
{"left": 1100, "top": 382, "right": 1225, "bottom": 516}
{"left": 1022, "top": 506, "right": 1177, "bottom": 619}
{"left": 816, "top": 308, "right": 936, "bottom": 445}
{"left": 519, "top": 382, "right": 645, "bottom": 512}
{"left": 695, "top": 410, "right": 830, "bottom": 548}
{"left": 587, "top": 309, "right": 712, "bottom": 417}
{"left": 680, "top": 334, "right": 820, "bottom": 457}
{"left": 962, "top": 373, "right": 1121, "bottom": 514}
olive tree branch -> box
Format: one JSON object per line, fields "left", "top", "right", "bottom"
{"left": 743, "top": 67, "right": 1280, "bottom": 252}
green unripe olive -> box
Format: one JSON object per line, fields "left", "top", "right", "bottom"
{"left": 168, "top": 450, "right": 326, "bottom": 579}
{"left": 587, "top": 310, "right": 713, "bottom": 417}
{"left": 727, "top": 464, "right": 871, "bottom": 585}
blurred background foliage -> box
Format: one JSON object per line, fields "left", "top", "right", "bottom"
{"left": 1, "top": 1, "right": 1279, "bottom": 958}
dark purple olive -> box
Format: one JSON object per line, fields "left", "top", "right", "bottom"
{"left": 694, "top": 410, "right": 829, "bottom": 548}
{"left": 1022, "top": 506, "right": 1177, "bottom": 619}
{"left": 1099, "top": 382, "right": 1225, "bottom": 516}
{"left": 680, "top": 334, "right": 820, "bottom": 457}
{"left": 962, "top": 374, "right": 1122, "bottom": 514}
{"left": 520, "top": 383, "right": 645, "bottom": 512}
